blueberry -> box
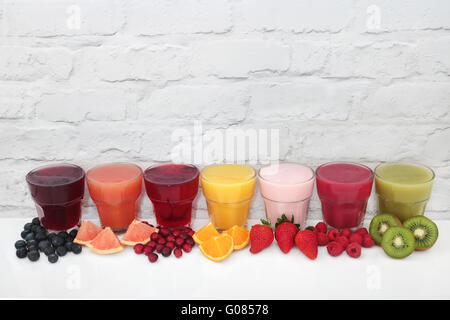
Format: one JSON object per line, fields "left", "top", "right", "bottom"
{"left": 64, "top": 242, "right": 73, "bottom": 252}
{"left": 47, "top": 233, "right": 57, "bottom": 240}
{"left": 71, "top": 243, "right": 82, "bottom": 254}
{"left": 32, "top": 217, "right": 41, "bottom": 226}
{"left": 23, "top": 223, "right": 33, "bottom": 231}
{"left": 36, "top": 226, "right": 46, "bottom": 234}
{"left": 48, "top": 254, "right": 58, "bottom": 263}
{"left": 27, "top": 239, "right": 37, "bottom": 248}
{"left": 25, "top": 233, "right": 35, "bottom": 241}
{"left": 43, "top": 246, "right": 55, "bottom": 256}
{"left": 31, "top": 225, "right": 40, "bottom": 234}
{"left": 20, "top": 230, "right": 30, "bottom": 239}
{"left": 66, "top": 236, "right": 74, "bottom": 243}
{"left": 69, "top": 229, "right": 78, "bottom": 238}
{"left": 51, "top": 236, "right": 64, "bottom": 247}
{"left": 38, "top": 240, "right": 51, "bottom": 251}
{"left": 15, "top": 240, "right": 26, "bottom": 249}
{"left": 56, "top": 246, "right": 67, "bottom": 257}
{"left": 58, "top": 231, "right": 69, "bottom": 239}
{"left": 27, "top": 250, "right": 40, "bottom": 262}
{"left": 35, "top": 232, "right": 47, "bottom": 242}
{"left": 16, "top": 247, "right": 28, "bottom": 259}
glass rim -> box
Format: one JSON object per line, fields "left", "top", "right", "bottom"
{"left": 374, "top": 162, "right": 435, "bottom": 185}
{"left": 315, "top": 161, "right": 374, "bottom": 184}
{"left": 258, "top": 162, "right": 315, "bottom": 186}
{"left": 86, "top": 162, "right": 143, "bottom": 185}
{"left": 26, "top": 163, "right": 85, "bottom": 187}
{"left": 200, "top": 163, "right": 256, "bottom": 185}
{"left": 143, "top": 163, "right": 199, "bottom": 185}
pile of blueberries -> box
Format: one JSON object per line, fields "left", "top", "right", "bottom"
{"left": 15, "top": 217, "right": 82, "bottom": 263}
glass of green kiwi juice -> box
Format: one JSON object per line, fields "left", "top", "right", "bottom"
{"left": 374, "top": 163, "right": 435, "bottom": 222}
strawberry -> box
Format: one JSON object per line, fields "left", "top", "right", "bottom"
{"left": 249, "top": 220, "right": 274, "bottom": 254}
{"left": 274, "top": 214, "right": 300, "bottom": 254}
{"left": 295, "top": 230, "right": 318, "bottom": 260}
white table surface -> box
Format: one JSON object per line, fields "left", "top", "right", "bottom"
{"left": 1, "top": 218, "right": 449, "bottom": 300}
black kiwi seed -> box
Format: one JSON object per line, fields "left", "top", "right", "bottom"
{"left": 403, "top": 216, "right": 438, "bottom": 251}
{"left": 381, "top": 227, "right": 415, "bottom": 259}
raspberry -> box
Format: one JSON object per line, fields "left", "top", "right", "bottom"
{"left": 327, "top": 241, "right": 344, "bottom": 257}
{"left": 133, "top": 244, "right": 144, "bottom": 254}
{"left": 316, "top": 232, "right": 329, "bottom": 246}
{"left": 362, "top": 234, "right": 375, "bottom": 248}
{"left": 346, "top": 242, "right": 361, "bottom": 258}
{"left": 355, "top": 228, "right": 368, "bottom": 236}
{"left": 341, "top": 228, "right": 352, "bottom": 238}
{"left": 315, "top": 222, "right": 327, "bottom": 233}
{"left": 327, "top": 229, "right": 340, "bottom": 241}
{"left": 349, "top": 233, "right": 363, "bottom": 245}
{"left": 336, "top": 236, "right": 349, "bottom": 249}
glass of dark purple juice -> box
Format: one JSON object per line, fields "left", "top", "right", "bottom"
{"left": 26, "top": 164, "right": 85, "bottom": 231}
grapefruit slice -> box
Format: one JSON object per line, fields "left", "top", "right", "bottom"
{"left": 87, "top": 227, "right": 123, "bottom": 255}
{"left": 120, "top": 219, "right": 158, "bottom": 246}
{"left": 73, "top": 220, "right": 103, "bottom": 246}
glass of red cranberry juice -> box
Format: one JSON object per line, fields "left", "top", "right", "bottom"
{"left": 144, "top": 164, "right": 199, "bottom": 228}
{"left": 26, "top": 164, "right": 85, "bottom": 231}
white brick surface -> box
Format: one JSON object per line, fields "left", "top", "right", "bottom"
{"left": 0, "top": 0, "right": 449, "bottom": 222}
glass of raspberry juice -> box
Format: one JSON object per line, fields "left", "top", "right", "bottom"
{"left": 26, "top": 164, "right": 85, "bottom": 231}
{"left": 316, "top": 162, "right": 374, "bottom": 229}
{"left": 144, "top": 164, "right": 199, "bottom": 228}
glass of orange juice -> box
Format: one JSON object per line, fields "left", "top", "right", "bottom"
{"left": 200, "top": 164, "right": 256, "bottom": 230}
{"left": 87, "top": 163, "right": 143, "bottom": 232}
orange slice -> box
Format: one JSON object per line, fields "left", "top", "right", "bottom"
{"left": 87, "top": 227, "right": 123, "bottom": 255}
{"left": 199, "top": 234, "right": 234, "bottom": 262}
{"left": 120, "top": 219, "right": 158, "bottom": 246}
{"left": 193, "top": 222, "right": 220, "bottom": 245}
{"left": 223, "top": 225, "right": 250, "bottom": 250}
{"left": 73, "top": 220, "right": 103, "bottom": 246}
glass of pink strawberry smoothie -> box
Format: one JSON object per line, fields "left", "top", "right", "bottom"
{"left": 258, "top": 163, "right": 315, "bottom": 228}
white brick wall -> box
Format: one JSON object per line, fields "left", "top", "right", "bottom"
{"left": 0, "top": 0, "right": 449, "bottom": 223}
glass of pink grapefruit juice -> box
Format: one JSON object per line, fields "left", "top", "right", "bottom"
{"left": 87, "top": 163, "right": 143, "bottom": 232}
{"left": 316, "top": 162, "right": 374, "bottom": 229}
{"left": 258, "top": 163, "right": 315, "bottom": 228}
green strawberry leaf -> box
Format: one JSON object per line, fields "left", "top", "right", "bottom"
{"left": 275, "top": 213, "right": 300, "bottom": 229}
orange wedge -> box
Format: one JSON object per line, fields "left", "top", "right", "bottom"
{"left": 223, "top": 225, "right": 250, "bottom": 250}
{"left": 193, "top": 222, "right": 220, "bottom": 245}
{"left": 87, "top": 227, "right": 123, "bottom": 255}
{"left": 198, "top": 233, "right": 234, "bottom": 262}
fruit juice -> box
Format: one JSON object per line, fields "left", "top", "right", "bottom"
{"left": 374, "top": 163, "right": 435, "bottom": 222}
{"left": 26, "top": 164, "right": 85, "bottom": 231}
{"left": 258, "top": 163, "right": 315, "bottom": 228}
{"left": 200, "top": 164, "right": 256, "bottom": 230}
{"left": 144, "top": 164, "right": 199, "bottom": 228}
{"left": 87, "top": 163, "right": 143, "bottom": 231}
{"left": 316, "top": 162, "right": 374, "bottom": 229}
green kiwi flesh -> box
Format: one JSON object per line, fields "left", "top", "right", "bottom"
{"left": 403, "top": 216, "right": 438, "bottom": 251}
{"left": 369, "top": 213, "right": 402, "bottom": 245}
{"left": 381, "top": 226, "right": 415, "bottom": 259}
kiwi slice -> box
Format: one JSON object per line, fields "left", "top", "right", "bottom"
{"left": 381, "top": 227, "right": 416, "bottom": 259}
{"left": 403, "top": 216, "right": 438, "bottom": 251}
{"left": 369, "top": 214, "right": 402, "bottom": 245}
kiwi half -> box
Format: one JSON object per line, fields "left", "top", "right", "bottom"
{"left": 369, "top": 213, "right": 402, "bottom": 245}
{"left": 403, "top": 216, "right": 438, "bottom": 251}
{"left": 381, "top": 226, "right": 416, "bottom": 259}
